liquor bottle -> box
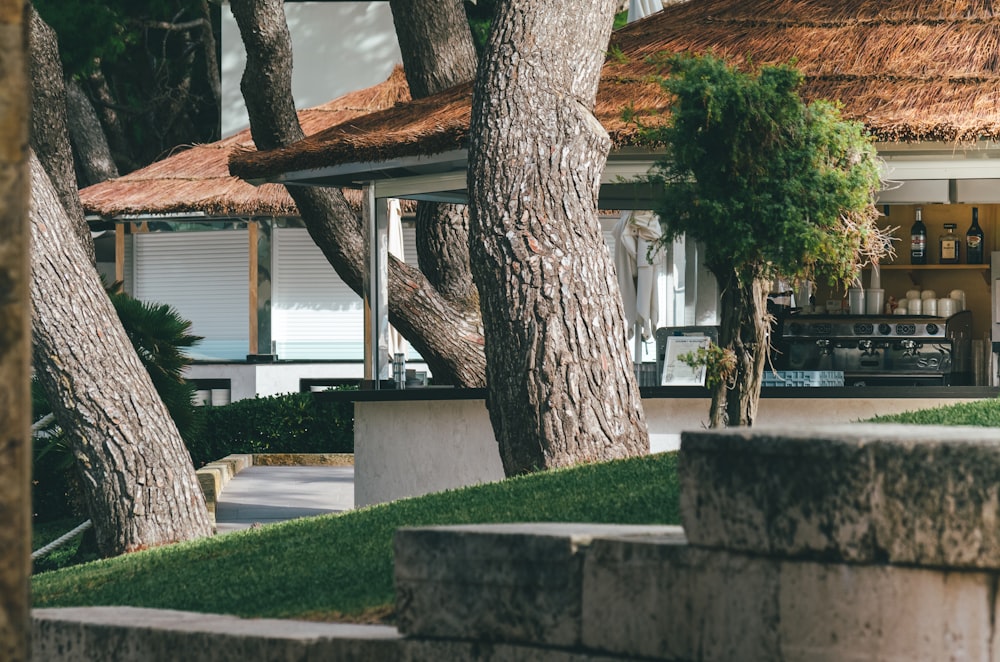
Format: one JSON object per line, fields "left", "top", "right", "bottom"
{"left": 939, "top": 223, "right": 960, "bottom": 264}
{"left": 910, "top": 207, "right": 927, "bottom": 264}
{"left": 966, "top": 207, "right": 984, "bottom": 264}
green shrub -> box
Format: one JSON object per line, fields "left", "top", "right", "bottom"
{"left": 190, "top": 391, "right": 354, "bottom": 466}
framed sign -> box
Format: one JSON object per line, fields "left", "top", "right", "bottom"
{"left": 661, "top": 335, "right": 711, "bottom": 386}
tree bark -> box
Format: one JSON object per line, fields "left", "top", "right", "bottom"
{"left": 65, "top": 77, "right": 119, "bottom": 185}
{"left": 27, "top": 4, "right": 94, "bottom": 262}
{"left": 30, "top": 151, "right": 213, "bottom": 557}
{"left": 230, "top": 0, "right": 487, "bottom": 386}
{"left": 388, "top": 0, "right": 480, "bottom": 310}
{"left": 0, "top": 3, "right": 31, "bottom": 659}
{"left": 710, "top": 272, "right": 769, "bottom": 428}
{"left": 468, "top": 0, "right": 649, "bottom": 474}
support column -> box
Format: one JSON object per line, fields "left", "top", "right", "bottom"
{"left": 250, "top": 218, "right": 273, "bottom": 357}
{"left": 363, "top": 184, "right": 390, "bottom": 387}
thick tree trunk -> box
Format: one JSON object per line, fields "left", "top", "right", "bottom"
{"left": 388, "top": 0, "right": 480, "bottom": 310}
{"left": 468, "top": 0, "right": 649, "bottom": 474}
{"left": 710, "top": 272, "right": 769, "bottom": 427}
{"left": 30, "top": 152, "right": 213, "bottom": 557}
{"left": 65, "top": 77, "right": 120, "bottom": 185}
{"left": 27, "top": 4, "right": 94, "bottom": 262}
{"left": 0, "top": 4, "right": 31, "bottom": 659}
{"left": 230, "top": 0, "right": 486, "bottom": 386}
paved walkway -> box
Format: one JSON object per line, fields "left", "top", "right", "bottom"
{"left": 214, "top": 465, "right": 355, "bottom": 533}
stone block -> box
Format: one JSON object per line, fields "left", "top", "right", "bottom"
{"left": 32, "top": 607, "right": 402, "bottom": 662}
{"left": 582, "top": 534, "right": 994, "bottom": 661}
{"left": 582, "top": 528, "right": 781, "bottom": 660}
{"left": 778, "top": 560, "right": 993, "bottom": 661}
{"left": 680, "top": 423, "right": 1000, "bottom": 568}
{"left": 394, "top": 522, "right": 676, "bottom": 648}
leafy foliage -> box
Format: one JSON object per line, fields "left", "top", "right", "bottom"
{"left": 647, "top": 53, "right": 889, "bottom": 287}
{"left": 190, "top": 392, "right": 354, "bottom": 467}
{"left": 33, "top": 0, "right": 219, "bottom": 173}
{"left": 868, "top": 398, "right": 1000, "bottom": 427}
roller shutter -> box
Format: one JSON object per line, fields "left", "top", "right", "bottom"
{"left": 132, "top": 230, "right": 249, "bottom": 360}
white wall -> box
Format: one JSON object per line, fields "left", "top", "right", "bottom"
{"left": 220, "top": 1, "right": 402, "bottom": 137}
{"left": 352, "top": 394, "right": 990, "bottom": 506}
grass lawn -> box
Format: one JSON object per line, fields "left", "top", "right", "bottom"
{"left": 867, "top": 397, "right": 1000, "bottom": 426}
{"left": 32, "top": 452, "right": 680, "bottom": 622}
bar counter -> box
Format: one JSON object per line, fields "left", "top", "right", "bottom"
{"left": 319, "top": 384, "right": 999, "bottom": 508}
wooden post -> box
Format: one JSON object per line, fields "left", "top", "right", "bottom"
{"left": 0, "top": 2, "right": 31, "bottom": 659}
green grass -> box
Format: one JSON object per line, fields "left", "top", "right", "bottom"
{"left": 868, "top": 397, "right": 1000, "bottom": 427}
{"left": 32, "top": 452, "right": 680, "bottom": 621}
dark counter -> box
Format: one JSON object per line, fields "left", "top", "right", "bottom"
{"left": 315, "top": 385, "right": 999, "bottom": 403}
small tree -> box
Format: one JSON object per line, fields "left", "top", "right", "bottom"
{"left": 647, "top": 53, "right": 890, "bottom": 427}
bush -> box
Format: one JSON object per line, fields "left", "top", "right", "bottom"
{"left": 189, "top": 391, "right": 354, "bottom": 466}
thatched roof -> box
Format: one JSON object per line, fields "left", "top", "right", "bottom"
{"left": 229, "top": 0, "right": 1000, "bottom": 181}
{"left": 80, "top": 67, "right": 412, "bottom": 218}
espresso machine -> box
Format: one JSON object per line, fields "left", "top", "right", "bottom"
{"left": 774, "top": 310, "right": 973, "bottom": 386}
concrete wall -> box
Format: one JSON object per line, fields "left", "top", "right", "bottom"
{"left": 355, "top": 400, "right": 505, "bottom": 507}
{"left": 354, "top": 393, "right": 989, "bottom": 506}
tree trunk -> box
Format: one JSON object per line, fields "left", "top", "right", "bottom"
{"left": 710, "top": 272, "right": 769, "bottom": 427}
{"left": 30, "top": 152, "right": 213, "bottom": 557}
{"left": 86, "top": 65, "right": 139, "bottom": 173}
{"left": 389, "top": 0, "right": 480, "bottom": 311}
{"left": 27, "top": 4, "right": 94, "bottom": 262}
{"left": 468, "top": 0, "right": 649, "bottom": 474}
{"left": 230, "top": 0, "right": 487, "bottom": 386}
{"left": 0, "top": 4, "right": 31, "bottom": 659}
{"left": 65, "top": 77, "right": 120, "bottom": 185}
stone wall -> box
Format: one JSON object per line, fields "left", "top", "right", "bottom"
{"left": 35, "top": 423, "right": 1000, "bottom": 660}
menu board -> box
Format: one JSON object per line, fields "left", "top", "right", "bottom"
{"left": 661, "top": 335, "right": 711, "bottom": 386}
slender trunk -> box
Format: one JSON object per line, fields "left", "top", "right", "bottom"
{"left": 86, "top": 65, "right": 139, "bottom": 173}
{"left": 710, "top": 272, "right": 769, "bottom": 427}
{"left": 27, "top": 5, "right": 94, "bottom": 262}
{"left": 0, "top": 4, "right": 30, "bottom": 658}
{"left": 65, "top": 77, "right": 119, "bottom": 185}
{"left": 230, "top": 0, "right": 487, "bottom": 386}
{"left": 30, "top": 152, "right": 212, "bottom": 556}
{"left": 389, "top": 0, "right": 480, "bottom": 314}
{"left": 468, "top": 0, "right": 648, "bottom": 474}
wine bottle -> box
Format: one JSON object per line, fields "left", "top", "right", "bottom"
{"left": 966, "top": 207, "right": 984, "bottom": 264}
{"left": 910, "top": 207, "right": 927, "bottom": 264}
{"left": 939, "top": 223, "right": 960, "bottom": 264}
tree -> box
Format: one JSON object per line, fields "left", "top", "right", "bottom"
{"left": 648, "top": 54, "right": 889, "bottom": 427}
{"left": 30, "top": 151, "right": 213, "bottom": 556}
{"left": 388, "top": 0, "right": 480, "bottom": 311}
{"left": 0, "top": 1, "right": 31, "bottom": 658}
{"left": 230, "top": 0, "right": 488, "bottom": 387}
{"left": 31, "top": 0, "right": 220, "bottom": 179}
{"left": 467, "top": 0, "right": 649, "bottom": 474}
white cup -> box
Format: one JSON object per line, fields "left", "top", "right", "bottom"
{"left": 950, "top": 289, "right": 966, "bottom": 311}
{"left": 909, "top": 298, "right": 923, "bottom": 315}
{"left": 920, "top": 289, "right": 937, "bottom": 300}
{"left": 906, "top": 289, "right": 921, "bottom": 301}
{"left": 923, "top": 298, "right": 937, "bottom": 316}
{"left": 938, "top": 297, "right": 957, "bottom": 317}
{"left": 848, "top": 288, "right": 866, "bottom": 315}
{"left": 893, "top": 307, "right": 908, "bottom": 316}
{"left": 865, "top": 289, "right": 885, "bottom": 315}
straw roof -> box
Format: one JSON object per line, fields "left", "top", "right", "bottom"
{"left": 80, "top": 67, "right": 412, "bottom": 218}
{"left": 229, "top": 0, "right": 1000, "bottom": 181}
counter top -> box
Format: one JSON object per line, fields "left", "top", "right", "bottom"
{"left": 315, "top": 385, "right": 999, "bottom": 403}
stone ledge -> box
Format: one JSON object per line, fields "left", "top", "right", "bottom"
{"left": 195, "top": 454, "right": 253, "bottom": 529}
{"left": 251, "top": 453, "right": 354, "bottom": 466}
{"left": 394, "top": 522, "right": 678, "bottom": 649}
{"left": 33, "top": 607, "right": 401, "bottom": 662}
{"left": 680, "top": 423, "right": 1000, "bottom": 568}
